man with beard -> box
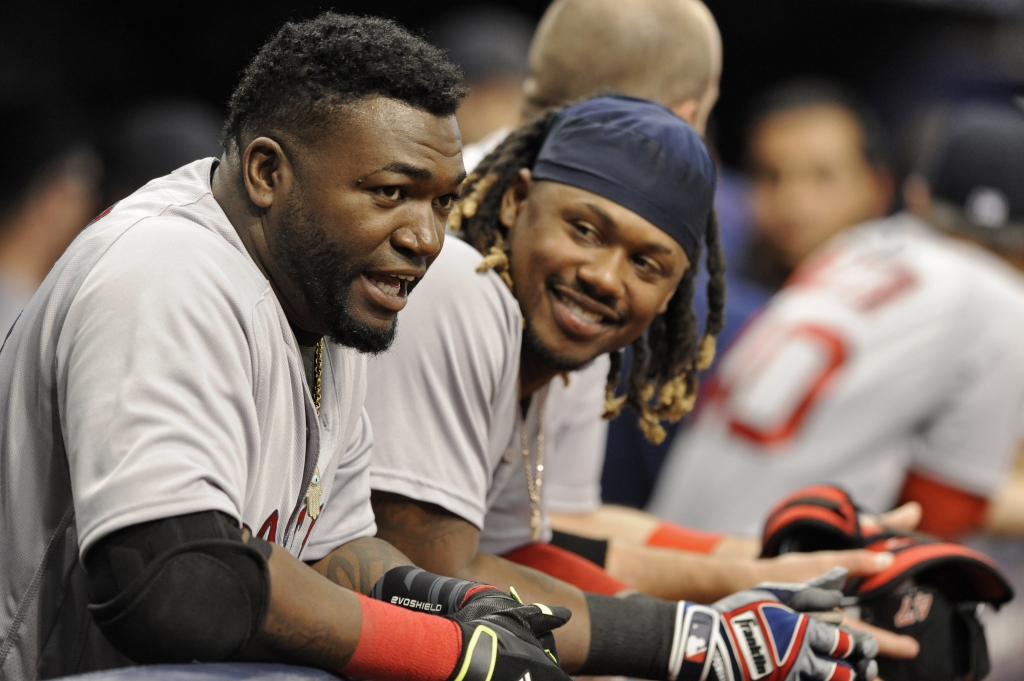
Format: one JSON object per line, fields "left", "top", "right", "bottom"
{"left": 365, "top": 95, "right": 882, "bottom": 681}
{"left": 0, "top": 14, "right": 571, "bottom": 681}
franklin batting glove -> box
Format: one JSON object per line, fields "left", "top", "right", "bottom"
{"left": 668, "top": 570, "right": 878, "bottom": 681}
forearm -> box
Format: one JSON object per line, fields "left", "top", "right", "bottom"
{"left": 311, "top": 536, "right": 414, "bottom": 593}
{"left": 244, "top": 542, "right": 363, "bottom": 667}
{"left": 604, "top": 541, "right": 755, "bottom": 602}
{"left": 984, "top": 473, "right": 1024, "bottom": 533}
{"left": 984, "top": 444, "right": 1024, "bottom": 534}
{"left": 552, "top": 505, "right": 757, "bottom": 557}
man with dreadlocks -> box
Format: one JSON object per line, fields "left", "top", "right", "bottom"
{"left": 363, "top": 95, "right": 880, "bottom": 681}
{"left": 449, "top": 0, "right": 917, "bottom": 607}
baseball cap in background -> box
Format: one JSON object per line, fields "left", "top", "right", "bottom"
{"left": 918, "top": 101, "right": 1024, "bottom": 252}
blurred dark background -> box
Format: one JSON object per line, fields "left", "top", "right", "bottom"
{"left": 3, "top": 0, "right": 1022, "bottom": 171}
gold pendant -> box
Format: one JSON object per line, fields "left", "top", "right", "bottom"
{"left": 306, "top": 467, "right": 322, "bottom": 521}
{"left": 530, "top": 507, "right": 542, "bottom": 542}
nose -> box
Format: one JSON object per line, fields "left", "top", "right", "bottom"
{"left": 577, "top": 246, "right": 627, "bottom": 301}
{"left": 391, "top": 204, "right": 443, "bottom": 260}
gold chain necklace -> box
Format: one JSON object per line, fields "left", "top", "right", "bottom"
{"left": 520, "top": 389, "right": 547, "bottom": 542}
{"left": 305, "top": 338, "right": 324, "bottom": 521}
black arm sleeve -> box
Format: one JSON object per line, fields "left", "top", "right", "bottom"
{"left": 579, "top": 592, "right": 677, "bottom": 679}
{"left": 84, "top": 510, "right": 272, "bottom": 664}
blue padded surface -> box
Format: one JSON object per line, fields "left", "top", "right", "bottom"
{"left": 54, "top": 663, "right": 344, "bottom": 681}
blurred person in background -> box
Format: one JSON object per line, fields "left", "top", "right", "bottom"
{"left": 0, "top": 97, "right": 100, "bottom": 334}
{"left": 602, "top": 80, "right": 896, "bottom": 507}
{"left": 740, "top": 80, "right": 895, "bottom": 291}
{"left": 649, "top": 101, "right": 1024, "bottom": 544}
{"left": 428, "top": 5, "right": 534, "bottom": 147}
{"left": 101, "top": 99, "right": 223, "bottom": 204}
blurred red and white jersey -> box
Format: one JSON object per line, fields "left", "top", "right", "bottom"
{"left": 649, "top": 213, "right": 1024, "bottom": 534}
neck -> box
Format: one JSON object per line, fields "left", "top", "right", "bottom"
{"left": 211, "top": 155, "right": 322, "bottom": 336}
{"left": 519, "top": 341, "right": 560, "bottom": 397}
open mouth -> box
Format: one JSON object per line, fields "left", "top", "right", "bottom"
{"left": 361, "top": 272, "right": 420, "bottom": 313}
{"left": 366, "top": 272, "right": 416, "bottom": 297}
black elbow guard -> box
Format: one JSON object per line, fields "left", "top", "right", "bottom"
{"left": 85, "top": 511, "right": 273, "bottom": 664}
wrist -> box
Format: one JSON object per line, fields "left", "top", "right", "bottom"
{"left": 370, "top": 565, "right": 504, "bottom": 616}
{"left": 343, "top": 593, "right": 462, "bottom": 681}
{"left": 646, "top": 522, "right": 724, "bottom": 554}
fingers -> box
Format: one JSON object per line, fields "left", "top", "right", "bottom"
{"left": 877, "top": 502, "right": 922, "bottom": 533}
{"left": 804, "top": 614, "right": 877, "bottom": 661}
{"left": 841, "top": 613, "right": 919, "bottom": 659}
{"left": 804, "top": 652, "right": 857, "bottom": 681}
{"left": 788, "top": 586, "right": 843, "bottom": 612}
{"left": 770, "top": 549, "right": 894, "bottom": 581}
{"left": 523, "top": 604, "right": 572, "bottom": 635}
{"left": 805, "top": 567, "right": 850, "bottom": 590}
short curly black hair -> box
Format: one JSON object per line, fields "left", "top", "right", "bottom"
{"left": 222, "top": 13, "right": 467, "bottom": 154}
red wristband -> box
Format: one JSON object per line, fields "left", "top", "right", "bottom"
{"left": 343, "top": 593, "right": 462, "bottom": 681}
{"left": 504, "top": 542, "right": 629, "bottom": 596}
{"left": 646, "top": 521, "right": 723, "bottom": 554}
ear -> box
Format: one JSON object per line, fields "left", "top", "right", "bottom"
{"left": 870, "top": 165, "right": 897, "bottom": 218}
{"left": 499, "top": 168, "right": 533, "bottom": 231}
{"left": 656, "top": 252, "right": 691, "bottom": 314}
{"left": 241, "top": 137, "right": 293, "bottom": 211}
{"left": 902, "top": 173, "right": 932, "bottom": 220}
{"left": 669, "top": 99, "right": 701, "bottom": 128}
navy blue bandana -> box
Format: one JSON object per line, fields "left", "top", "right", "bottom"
{"left": 531, "top": 95, "right": 717, "bottom": 260}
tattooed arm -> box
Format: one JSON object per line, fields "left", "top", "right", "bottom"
{"left": 371, "top": 490, "right": 593, "bottom": 672}
{"left": 309, "top": 536, "right": 414, "bottom": 593}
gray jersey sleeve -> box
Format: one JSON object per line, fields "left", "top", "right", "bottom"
{"left": 58, "top": 219, "right": 260, "bottom": 557}
{"left": 365, "top": 239, "right": 521, "bottom": 529}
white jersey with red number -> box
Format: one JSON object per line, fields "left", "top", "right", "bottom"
{"left": 649, "top": 214, "right": 1024, "bottom": 534}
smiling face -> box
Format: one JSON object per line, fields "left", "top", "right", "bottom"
{"left": 261, "top": 97, "right": 465, "bottom": 352}
{"left": 501, "top": 171, "right": 690, "bottom": 383}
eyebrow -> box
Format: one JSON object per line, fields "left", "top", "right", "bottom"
{"left": 360, "top": 162, "right": 433, "bottom": 182}
{"left": 358, "top": 164, "right": 467, "bottom": 189}
{"left": 582, "top": 201, "right": 675, "bottom": 255}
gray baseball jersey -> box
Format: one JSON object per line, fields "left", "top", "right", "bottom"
{"left": 365, "top": 236, "right": 610, "bottom": 555}
{"left": 482, "top": 354, "right": 611, "bottom": 555}
{"left": 649, "top": 214, "right": 1024, "bottom": 534}
{"left": 0, "top": 159, "right": 376, "bottom": 680}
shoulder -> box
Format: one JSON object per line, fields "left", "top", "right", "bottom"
{"left": 407, "top": 235, "right": 521, "bottom": 335}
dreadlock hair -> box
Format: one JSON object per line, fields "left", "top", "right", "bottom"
{"left": 455, "top": 110, "right": 727, "bottom": 444}
{"left": 222, "top": 13, "right": 467, "bottom": 157}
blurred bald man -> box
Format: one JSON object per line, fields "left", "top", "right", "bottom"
{"left": 461, "top": 0, "right": 722, "bottom": 170}
{"left": 525, "top": 0, "right": 720, "bottom": 129}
